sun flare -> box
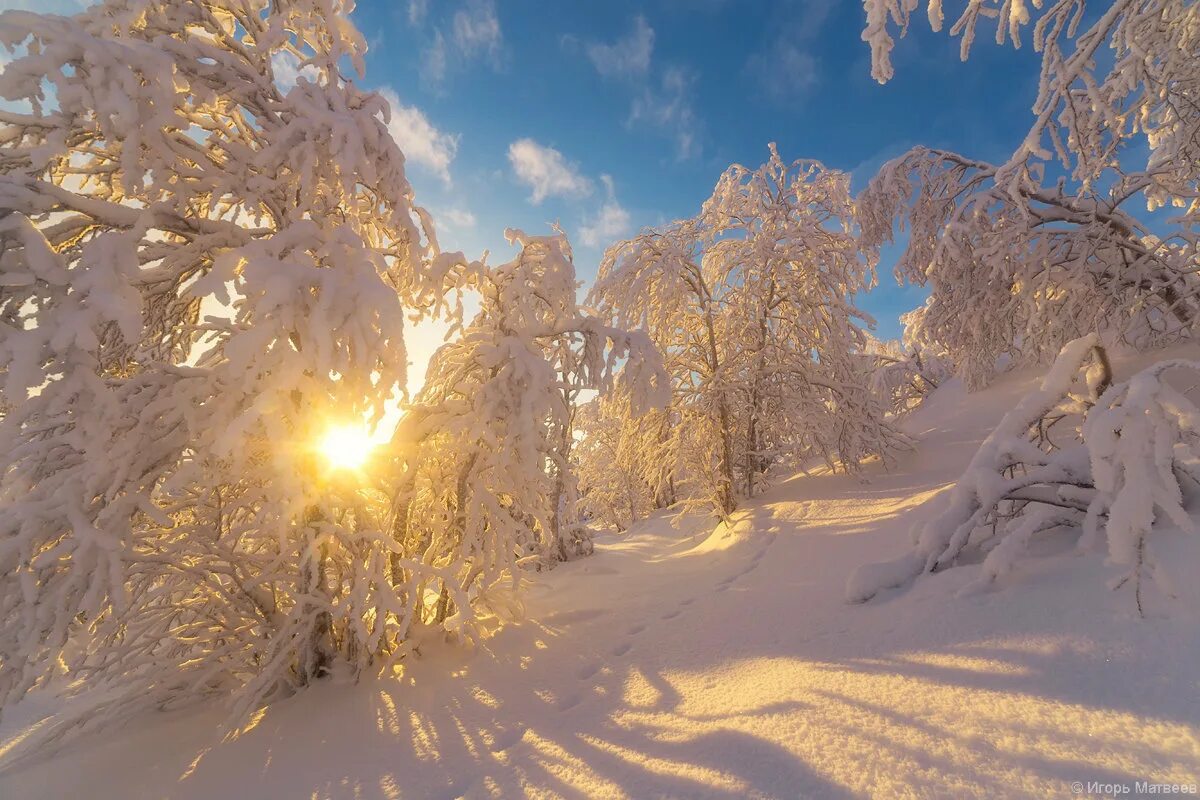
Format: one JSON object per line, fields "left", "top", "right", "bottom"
{"left": 319, "top": 423, "right": 376, "bottom": 471}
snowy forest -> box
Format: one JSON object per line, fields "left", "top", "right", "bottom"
{"left": 0, "top": 0, "right": 1197, "bottom": 798}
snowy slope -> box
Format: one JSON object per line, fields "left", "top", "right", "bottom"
{"left": 3, "top": 353, "right": 1199, "bottom": 799}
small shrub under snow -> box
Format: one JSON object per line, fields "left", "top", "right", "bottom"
{"left": 848, "top": 335, "right": 1200, "bottom": 613}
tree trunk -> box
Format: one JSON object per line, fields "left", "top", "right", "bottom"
{"left": 549, "top": 382, "right": 584, "bottom": 562}
{"left": 703, "top": 310, "right": 736, "bottom": 517}
{"left": 432, "top": 452, "right": 479, "bottom": 624}
{"left": 297, "top": 504, "right": 333, "bottom": 686}
{"left": 744, "top": 282, "right": 776, "bottom": 499}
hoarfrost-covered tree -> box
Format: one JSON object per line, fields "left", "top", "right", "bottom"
{"left": 590, "top": 146, "right": 901, "bottom": 518}
{"left": 865, "top": 325, "right": 951, "bottom": 416}
{"left": 590, "top": 215, "right": 739, "bottom": 514}
{"left": 859, "top": 146, "right": 1199, "bottom": 387}
{"left": 0, "top": 0, "right": 469, "bottom": 752}
{"left": 574, "top": 385, "right": 676, "bottom": 532}
{"left": 389, "top": 228, "right": 667, "bottom": 632}
{"left": 702, "top": 146, "right": 907, "bottom": 495}
{"left": 859, "top": 0, "right": 1200, "bottom": 386}
{"left": 848, "top": 334, "right": 1200, "bottom": 615}
{"left": 863, "top": 0, "right": 1199, "bottom": 195}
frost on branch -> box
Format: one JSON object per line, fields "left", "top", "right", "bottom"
{"left": 859, "top": 1, "right": 1200, "bottom": 387}
{"left": 0, "top": 0, "right": 467, "bottom": 756}
{"left": 848, "top": 335, "right": 1200, "bottom": 614}
{"left": 590, "top": 145, "right": 904, "bottom": 519}
{"left": 387, "top": 228, "right": 667, "bottom": 634}
{"left": 865, "top": 317, "right": 952, "bottom": 416}
{"left": 574, "top": 384, "right": 678, "bottom": 532}
{"left": 859, "top": 147, "right": 1199, "bottom": 388}
{"left": 862, "top": 0, "right": 1200, "bottom": 205}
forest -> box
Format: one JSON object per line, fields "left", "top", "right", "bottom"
{"left": 0, "top": 1, "right": 1197, "bottom": 797}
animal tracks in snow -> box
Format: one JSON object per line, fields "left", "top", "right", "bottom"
{"left": 576, "top": 661, "right": 601, "bottom": 680}
{"left": 715, "top": 542, "right": 774, "bottom": 592}
{"left": 555, "top": 692, "right": 583, "bottom": 712}
{"left": 488, "top": 724, "right": 528, "bottom": 753}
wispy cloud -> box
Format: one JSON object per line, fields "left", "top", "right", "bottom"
{"left": 745, "top": 40, "right": 819, "bottom": 103}
{"left": 587, "top": 16, "right": 654, "bottom": 78}
{"left": 582, "top": 16, "right": 701, "bottom": 160}
{"left": 629, "top": 67, "right": 701, "bottom": 160}
{"left": 378, "top": 89, "right": 460, "bottom": 185}
{"left": 271, "top": 51, "right": 319, "bottom": 92}
{"left": 407, "top": 0, "right": 428, "bottom": 26}
{"left": 414, "top": 0, "right": 505, "bottom": 91}
{"left": 436, "top": 206, "right": 478, "bottom": 232}
{"left": 453, "top": 0, "right": 503, "bottom": 61}
{"left": 508, "top": 139, "right": 593, "bottom": 204}
{"left": 580, "top": 175, "right": 632, "bottom": 247}
{"left": 420, "top": 31, "right": 449, "bottom": 87}
{"left": 744, "top": 0, "right": 834, "bottom": 105}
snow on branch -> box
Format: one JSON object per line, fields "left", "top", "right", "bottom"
{"left": 859, "top": 145, "right": 1199, "bottom": 387}
{"left": 386, "top": 227, "right": 666, "bottom": 639}
{"left": 589, "top": 145, "right": 905, "bottom": 519}
{"left": 859, "top": 2, "right": 1200, "bottom": 386}
{"left": 0, "top": 0, "right": 476, "bottom": 758}
{"left": 848, "top": 334, "right": 1200, "bottom": 614}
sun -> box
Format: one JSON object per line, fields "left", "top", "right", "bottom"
{"left": 318, "top": 423, "right": 376, "bottom": 472}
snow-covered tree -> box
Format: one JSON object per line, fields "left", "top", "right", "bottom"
{"left": 0, "top": 0, "right": 468, "bottom": 752}
{"left": 703, "top": 146, "right": 907, "bottom": 493}
{"left": 859, "top": 146, "right": 1198, "bottom": 387}
{"left": 589, "top": 216, "right": 739, "bottom": 515}
{"left": 848, "top": 334, "right": 1200, "bottom": 614}
{"left": 865, "top": 325, "right": 951, "bottom": 416}
{"left": 591, "top": 146, "right": 901, "bottom": 517}
{"left": 863, "top": 0, "right": 1199, "bottom": 203}
{"left": 859, "top": 1, "right": 1200, "bottom": 386}
{"left": 574, "top": 386, "right": 676, "bottom": 532}
{"left": 387, "top": 229, "right": 667, "bottom": 635}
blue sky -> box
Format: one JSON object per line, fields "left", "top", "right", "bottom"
{"left": 348, "top": 0, "right": 1049, "bottom": 342}
{"left": 3, "top": 0, "right": 1054, "bottom": 387}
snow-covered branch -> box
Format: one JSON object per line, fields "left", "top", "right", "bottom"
{"left": 590, "top": 145, "right": 903, "bottom": 518}
{"left": 848, "top": 335, "right": 1200, "bottom": 614}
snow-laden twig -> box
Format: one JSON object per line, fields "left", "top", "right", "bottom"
{"left": 848, "top": 334, "right": 1200, "bottom": 610}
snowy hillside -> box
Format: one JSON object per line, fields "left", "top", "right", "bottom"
{"left": 3, "top": 351, "right": 1197, "bottom": 799}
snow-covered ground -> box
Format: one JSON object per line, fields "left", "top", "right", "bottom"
{"left": 3, "top": 356, "right": 1198, "bottom": 799}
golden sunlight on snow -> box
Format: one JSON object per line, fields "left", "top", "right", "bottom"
{"left": 583, "top": 647, "right": 1199, "bottom": 798}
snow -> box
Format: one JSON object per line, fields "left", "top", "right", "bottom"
{"left": 3, "top": 355, "right": 1199, "bottom": 798}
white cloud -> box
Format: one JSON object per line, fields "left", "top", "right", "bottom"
{"left": 743, "top": 1, "right": 831, "bottom": 104}
{"left": 629, "top": 67, "right": 701, "bottom": 160}
{"left": 508, "top": 139, "right": 593, "bottom": 204}
{"left": 452, "top": 0, "right": 503, "bottom": 61}
{"left": 438, "top": 207, "right": 477, "bottom": 231}
{"left": 580, "top": 175, "right": 632, "bottom": 247}
{"left": 421, "top": 30, "right": 449, "bottom": 87}
{"left": 271, "top": 51, "right": 320, "bottom": 92}
{"left": 407, "top": 0, "right": 428, "bottom": 26}
{"left": 587, "top": 16, "right": 654, "bottom": 78}
{"left": 418, "top": 0, "right": 503, "bottom": 90}
{"left": 568, "top": 13, "right": 701, "bottom": 160}
{"left": 378, "top": 89, "right": 459, "bottom": 185}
